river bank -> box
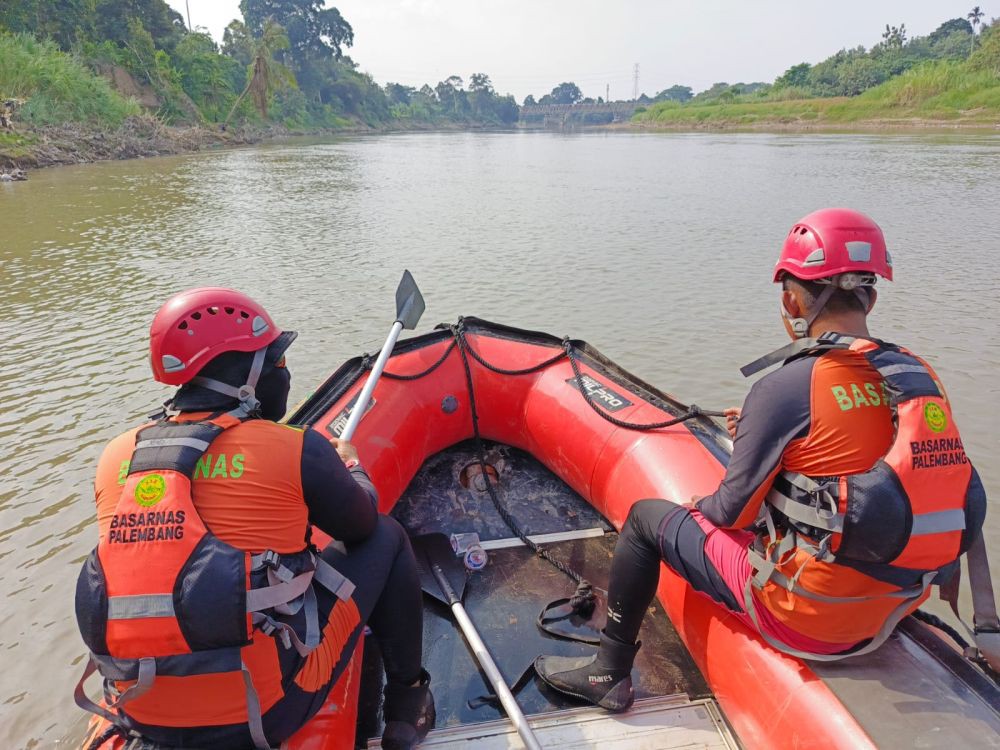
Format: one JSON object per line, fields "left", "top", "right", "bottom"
{"left": 626, "top": 60, "right": 1000, "bottom": 134}
{"left": 7, "top": 115, "right": 999, "bottom": 175}
{"left": 0, "top": 117, "right": 501, "bottom": 172}
{"left": 0, "top": 117, "right": 372, "bottom": 171}
{"left": 614, "top": 115, "right": 1000, "bottom": 133}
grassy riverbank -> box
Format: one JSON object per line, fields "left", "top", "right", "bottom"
{"left": 0, "top": 30, "right": 513, "bottom": 170}
{"left": 631, "top": 37, "right": 1000, "bottom": 131}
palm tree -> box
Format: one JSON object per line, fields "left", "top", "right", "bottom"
{"left": 968, "top": 6, "right": 985, "bottom": 56}
{"left": 223, "top": 19, "right": 294, "bottom": 128}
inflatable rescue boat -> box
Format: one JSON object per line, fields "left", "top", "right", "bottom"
{"left": 84, "top": 317, "right": 1000, "bottom": 750}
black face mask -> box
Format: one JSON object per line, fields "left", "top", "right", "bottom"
{"left": 256, "top": 366, "right": 291, "bottom": 421}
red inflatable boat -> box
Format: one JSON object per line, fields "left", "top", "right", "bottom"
{"left": 83, "top": 317, "right": 1000, "bottom": 750}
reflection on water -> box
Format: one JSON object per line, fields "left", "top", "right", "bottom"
{"left": 1, "top": 131, "right": 998, "bottom": 748}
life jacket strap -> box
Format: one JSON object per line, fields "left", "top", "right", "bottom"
{"left": 245, "top": 569, "right": 314, "bottom": 613}
{"left": 313, "top": 556, "right": 356, "bottom": 602}
{"left": 246, "top": 552, "right": 355, "bottom": 658}
{"left": 939, "top": 533, "right": 1000, "bottom": 672}
{"left": 73, "top": 656, "right": 156, "bottom": 735}
{"left": 74, "top": 658, "right": 132, "bottom": 734}
{"left": 767, "top": 472, "right": 844, "bottom": 534}
{"left": 740, "top": 333, "right": 853, "bottom": 377}
{"left": 241, "top": 661, "right": 276, "bottom": 750}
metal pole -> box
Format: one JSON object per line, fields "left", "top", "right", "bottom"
{"left": 340, "top": 320, "right": 403, "bottom": 441}
{"left": 451, "top": 602, "right": 543, "bottom": 750}
{"left": 184, "top": 0, "right": 192, "bottom": 31}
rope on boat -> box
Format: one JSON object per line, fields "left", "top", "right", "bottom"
{"left": 374, "top": 316, "right": 725, "bottom": 432}
{"left": 379, "top": 339, "right": 457, "bottom": 381}
{"left": 452, "top": 324, "right": 596, "bottom": 613}
{"left": 911, "top": 609, "right": 971, "bottom": 650}
{"left": 563, "top": 342, "right": 726, "bottom": 429}
{"left": 463, "top": 335, "right": 567, "bottom": 376}
{"left": 357, "top": 317, "right": 728, "bottom": 620}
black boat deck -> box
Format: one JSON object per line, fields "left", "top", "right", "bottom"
{"left": 355, "top": 441, "right": 710, "bottom": 744}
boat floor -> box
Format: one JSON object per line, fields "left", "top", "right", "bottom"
{"left": 368, "top": 695, "right": 738, "bottom": 749}
{"left": 356, "top": 441, "right": 716, "bottom": 746}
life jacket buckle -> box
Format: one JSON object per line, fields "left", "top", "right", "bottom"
{"left": 256, "top": 549, "right": 281, "bottom": 571}
{"left": 254, "top": 612, "right": 294, "bottom": 650}
{"left": 815, "top": 534, "right": 833, "bottom": 559}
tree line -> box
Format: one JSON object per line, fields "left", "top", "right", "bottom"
{"left": 523, "top": 10, "right": 994, "bottom": 109}
{"left": 1, "top": 3, "right": 994, "bottom": 130}
{"left": 0, "top": 0, "right": 520, "bottom": 128}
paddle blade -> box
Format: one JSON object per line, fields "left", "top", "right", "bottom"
{"left": 395, "top": 270, "right": 425, "bottom": 330}
{"left": 411, "top": 532, "right": 468, "bottom": 607}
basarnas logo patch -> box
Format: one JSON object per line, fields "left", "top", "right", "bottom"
{"left": 134, "top": 474, "right": 167, "bottom": 507}
{"left": 923, "top": 403, "right": 947, "bottom": 434}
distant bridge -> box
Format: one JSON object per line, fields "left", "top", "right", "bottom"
{"left": 519, "top": 102, "right": 637, "bottom": 127}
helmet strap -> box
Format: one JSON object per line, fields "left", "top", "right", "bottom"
{"left": 782, "top": 284, "right": 837, "bottom": 340}
{"left": 190, "top": 347, "right": 267, "bottom": 417}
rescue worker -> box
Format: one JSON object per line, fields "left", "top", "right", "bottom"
{"left": 536, "top": 208, "right": 990, "bottom": 710}
{"left": 75, "top": 288, "right": 434, "bottom": 749}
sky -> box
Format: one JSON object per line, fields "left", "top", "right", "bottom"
{"left": 166, "top": 1, "right": 989, "bottom": 101}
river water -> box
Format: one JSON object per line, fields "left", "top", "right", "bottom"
{"left": 1, "top": 131, "right": 998, "bottom": 748}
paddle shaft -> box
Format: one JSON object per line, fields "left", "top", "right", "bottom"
{"left": 340, "top": 320, "right": 403, "bottom": 442}
{"left": 449, "top": 600, "right": 543, "bottom": 750}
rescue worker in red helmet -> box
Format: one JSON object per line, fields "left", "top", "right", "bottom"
{"left": 536, "top": 208, "right": 992, "bottom": 710}
{"left": 74, "top": 288, "right": 434, "bottom": 749}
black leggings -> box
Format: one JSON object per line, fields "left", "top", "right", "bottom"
{"left": 263, "top": 514, "right": 423, "bottom": 742}
{"left": 604, "top": 499, "right": 742, "bottom": 646}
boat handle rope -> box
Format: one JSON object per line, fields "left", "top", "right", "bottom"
{"left": 373, "top": 317, "right": 726, "bottom": 430}
{"left": 356, "top": 319, "right": 727, "bottom": 635}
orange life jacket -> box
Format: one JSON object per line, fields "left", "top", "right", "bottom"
{"left": 74, "top": 411, "right": 355, "bottom": 749}
{"left": 742, "top": 334, "right": 991, "bottom": 661}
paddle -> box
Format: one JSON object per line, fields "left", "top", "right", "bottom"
{"left": 411, "top": 533, "right": 543, "bottom": 750}
{"left": 340, "top": 270, "right": 425, "bottom": 441}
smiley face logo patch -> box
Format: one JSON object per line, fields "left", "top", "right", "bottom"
{"left": 134, "top": 474, "right": 167, "bottom": 507}
{"left": 923, "top": 403, "right": 948, "bottom": 434}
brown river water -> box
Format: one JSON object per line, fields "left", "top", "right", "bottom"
{"left": 1, "top": 131, "right": 998, "bottom": 748}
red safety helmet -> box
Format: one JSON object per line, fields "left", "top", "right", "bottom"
{"left": 774, "top": 208, "right": 893, "bottom": 284}
{"left": 149, "top": 287, "right": 283, "bottom": 386}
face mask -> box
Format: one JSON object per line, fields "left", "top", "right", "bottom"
{"left": 257, "top": 367, "right": 291, "bottom": 421}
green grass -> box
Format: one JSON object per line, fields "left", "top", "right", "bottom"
{"left": 0, "top": 129, "right": 36, "bottom": 159}
{"left": 0, "top": 33, "right": 140, "bottom": 126}
{"left": 634, "top": 58, "right": 1000, "bottom": 129}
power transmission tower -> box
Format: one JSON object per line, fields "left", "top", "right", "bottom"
{"left": 185, "top": 0, "right": 192, "bottom": 30}
{"left": 632, "top": 63, "right": 640, "bottom": 102}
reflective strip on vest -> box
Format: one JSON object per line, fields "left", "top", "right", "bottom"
{"left": 910, "top": 509, "right": 966, "bottom": 536}
{"left": 108, "top": 594, "right": 175, "bottom": 620}
{"left": 133, "top": 437, "right": 213, "bottom": 451}
{"left": 874, "top": 363, "right": 928, "bottom": 378}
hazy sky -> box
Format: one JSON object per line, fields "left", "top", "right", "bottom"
{"left": 166, "top": 1, "right": 988, "bottom": 101}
